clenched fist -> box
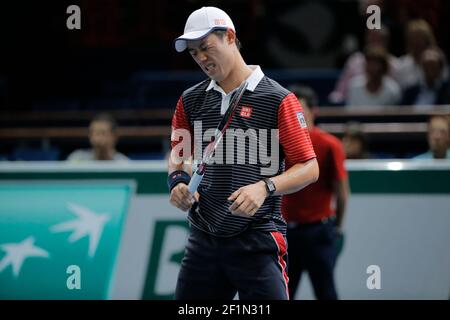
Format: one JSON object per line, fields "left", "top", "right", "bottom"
{"left": 228, "top": 181, "right": 268, "bottom": 217}
{"left": 170, "top": 183, "right": 199, "bottom": 212}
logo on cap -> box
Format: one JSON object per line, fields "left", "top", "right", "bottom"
{"left": 214, "top": 19, "right": 226, "bottom": 25}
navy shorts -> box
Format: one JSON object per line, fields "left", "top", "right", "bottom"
{"left": 175, "top": 225, "right": 289, "bottom": 300}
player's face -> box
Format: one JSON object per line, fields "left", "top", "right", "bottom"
{"left": 89, "top": 121, "right": 116, "bottom": 151}
{"left": 428, "top": 118, "right": 449, "bottom": 154}
{"left": 187, "top": 31, "right": 234, "bottom": 82}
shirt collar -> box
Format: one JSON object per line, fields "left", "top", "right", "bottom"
{"left": 206, "top": 65, "right": 264, "bottom": 93}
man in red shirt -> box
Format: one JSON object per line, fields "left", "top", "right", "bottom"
{"left": 282, "top": 85, "right": 350, "bottom": 300}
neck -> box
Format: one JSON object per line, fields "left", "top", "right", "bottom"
{"left": 412, "top": 52, "right": 422, "bottom": 63}
{"left": 218, "top": 54, "right": 252, "bottom": 93}
{"left": 433, "top": 149, "right": 447, "bottom": 159}
{"left": 366, "top": 77, "right": 382, "bottom": 93}
{"left": 425, "top": 78, "right": 436, "bottom": 89}
{"left": 94, "top": 148, "right": 115, "bottom": 160}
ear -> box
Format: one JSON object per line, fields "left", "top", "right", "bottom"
{"left": 226, "top": 28, "right": 236, "bottom": 45}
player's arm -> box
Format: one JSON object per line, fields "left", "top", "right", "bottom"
{"left": 334, "top": 178, "right": 349, "bottom": 232}
{"left": 268, "top": 158, "right": 318, "bottom": 195}
{"left": 168, "top": 151, "right": 192, "bottom": 176}
{"left": 333, "top": 157, "right": 349, "bottom": 255}
{"left": 168, "top": 97, "right": 195, "bottom": 212}
{"left": 168, "top": 151, "right": 195, "bottom": 212}
{"left": 331, "top": 139, "right": 350, "bottom": 232}
{"left": 228, "top": 156, "right": 318, "bottom": 217}
{"left": 229, "top": 93, "right": 319, "bottom": 216}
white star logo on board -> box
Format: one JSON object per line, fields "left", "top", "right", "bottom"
{"left": 0, "top": 236, "right": 50, "bottom": 277}
{"left": 50, "top": 202, "right": 110, "bottom": 258}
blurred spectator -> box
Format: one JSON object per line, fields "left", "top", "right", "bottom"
{"left": 329, "top": 26, "right": 399, "bottom": 104}
{"left": 347, "top": 46, "right": 401, "bottom": 106}
{"left": 395, "top": 19, "right": 437, "bottom": 89}
{"left": 383, "top": 0, "right": 444, "bottom": 57}
{"left": 283, "top": 85, "right": 350, "bottom": 300}
{"left": 342, "top": 123, "right": 371, "bottom": 159}
{"left": 67, "top": 113, "right": 128, "bottom": 162}
{"left": 414, "top": 115, "right": 450, "bottom": 159}
{"left": 402, "top": 47, "right": 450, "bottom": 107}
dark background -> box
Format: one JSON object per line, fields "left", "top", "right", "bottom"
{"left": 1, "top": 0, "right": 448, "bottom": 111}
{"left": 0, "top": 0, "right": 449, "bottom": 160}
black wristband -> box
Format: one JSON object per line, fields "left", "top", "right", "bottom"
{"left": 167, "top": 170, "right": 191, "bottom": 192}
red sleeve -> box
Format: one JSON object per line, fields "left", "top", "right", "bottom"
{"left": 329, "top": 137, "right": 348, "bottom": 181}
{"left": 278, "top": 93, "right": 316, "bottom": 167}
{"left": 171, "top": 97, "right": 193, "bottom": 157}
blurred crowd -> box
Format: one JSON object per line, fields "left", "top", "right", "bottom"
{"left": 61, "top": 107, "right": 449, "bottom": 163}
{"left": 331, "top": 19, "right": 449, "bottom": 107}
{"left": 0, "top": 0, "right": 449, "bottom": 162}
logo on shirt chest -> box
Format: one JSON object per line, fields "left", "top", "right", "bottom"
{"left": 239, "top": 106, "right": 253, "bottom": 118}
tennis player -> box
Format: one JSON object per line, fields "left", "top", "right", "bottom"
{"left": 167, "top": 6, "right": 319, "bottom": 300}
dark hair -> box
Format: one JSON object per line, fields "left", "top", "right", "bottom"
{"left": 406, "top": 19, "right": 436, "bottom": 48}
{"left": 212, "top": 29, "right": 242, "bottom": 51}
{"left": 287, "top": 84, "right": 318, "bottom": 108}
{"left": 91, "top": 113, "right": 118, "bottom": 132}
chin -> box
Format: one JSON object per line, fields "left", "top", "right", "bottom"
{"left": 207, "top": 72, "right": 221, "bottom": 81}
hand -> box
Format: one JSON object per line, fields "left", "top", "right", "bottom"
{"left": 228, "top": 181, "right": 268, "bottom": 217}
{"left": 170, "top": 183, "right": 198, "bottom": 212}
{"left": 335, "top": 227, "right": 345, "bottom": 256}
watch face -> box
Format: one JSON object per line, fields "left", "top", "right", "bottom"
{"left": 265, "top": 179, "right": 275, "bottom": 194}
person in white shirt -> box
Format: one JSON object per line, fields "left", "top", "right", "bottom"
{"left": 347, "top": 45, "right": 401, "bottom": 107}
{"left": 395, "top": 19, "right": 437, "bottom": 90}
{"left": 67, "top": 113, "right": 129, "bottom": 162}
{"left": 329, "top": 26, "right": 399, "bottom": 104}
{"left": 401, "top": 46, "right": 450, "bottom": 108}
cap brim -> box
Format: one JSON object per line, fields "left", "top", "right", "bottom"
{"left": 174, "top": 27, "right": 227, "bottom": 52}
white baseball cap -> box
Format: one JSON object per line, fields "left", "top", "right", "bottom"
{"left": 174, "top": 7, "right": 235, "bottom": 52}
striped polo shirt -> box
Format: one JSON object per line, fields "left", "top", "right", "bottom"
{"left": 171, "top": 66, "right": 316, "bottom": 237}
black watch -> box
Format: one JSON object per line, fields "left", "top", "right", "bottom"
{"left": 263, "top": 178, "right": 276, "bottom": 197}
